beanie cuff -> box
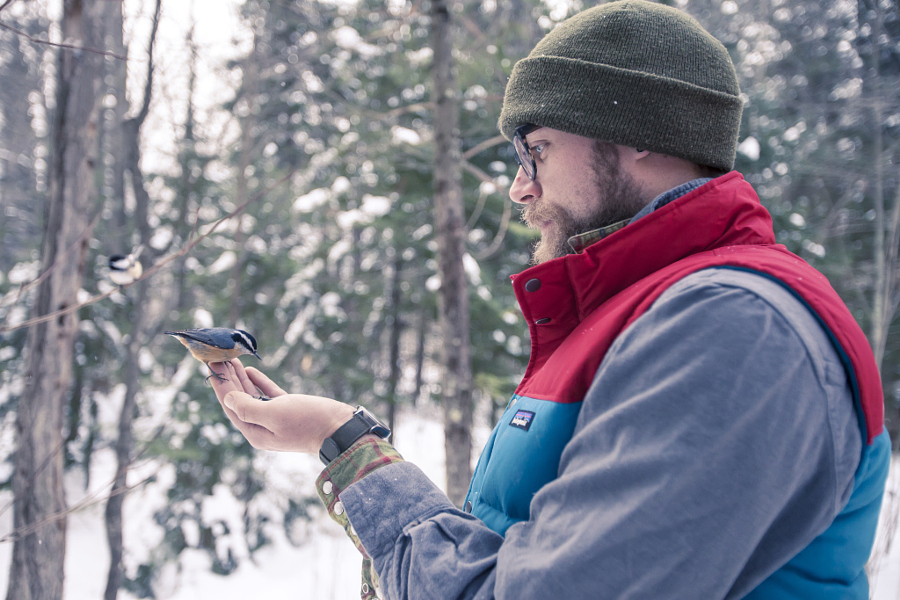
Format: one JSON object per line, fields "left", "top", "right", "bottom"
{"left": 499, "top": 55, "right": 742, "bottom": 171}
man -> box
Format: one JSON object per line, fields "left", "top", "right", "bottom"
{"left": 211, "top": 2, "right": 891, "bottom": 598}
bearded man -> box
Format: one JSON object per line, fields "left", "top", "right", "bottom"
{"left": 211, "top": 2, "right": 891, "bottom": 599}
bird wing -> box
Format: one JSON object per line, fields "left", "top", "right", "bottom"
{"left": 164, "top": 329, "right": 234, "bottom": 350}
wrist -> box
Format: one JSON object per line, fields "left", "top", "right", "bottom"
{"left": 321, "top": 404, "right": 356, "bottom": 448}
{"left": 318, "top": 406, "right": 391, "bottom": 465}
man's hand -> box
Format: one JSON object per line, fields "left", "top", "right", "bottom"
{"left": 208, "top": 359, "right": 355, "bottom": 454}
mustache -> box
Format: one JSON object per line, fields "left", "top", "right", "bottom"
{"left": 522, "top": 201, "right": 558, "bottom": 228}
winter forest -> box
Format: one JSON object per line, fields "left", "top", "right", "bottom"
{"left": 0, "top": 0, "right": 898, "bottom": 598}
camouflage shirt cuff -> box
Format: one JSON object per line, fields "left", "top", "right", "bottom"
{"left": 315, "top": 437, "right": 404, "bottom": 600}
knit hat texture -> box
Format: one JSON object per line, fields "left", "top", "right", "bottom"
{"left": 499, "top": 0, "right": 742, "bottom": 171}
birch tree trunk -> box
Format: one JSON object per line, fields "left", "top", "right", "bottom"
{"left": 7, "top": 1, "right": 103, "bottom": 598}
{"left": 431, "top": 0, "right": 473, "bottom": 507}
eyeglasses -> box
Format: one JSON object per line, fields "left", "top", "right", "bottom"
{"left": 512, "top": 124, "right": 540, "bottom": 181}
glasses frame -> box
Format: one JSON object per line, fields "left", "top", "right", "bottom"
{"left": 512, "top": 124, "right": 540, "bottom": 181}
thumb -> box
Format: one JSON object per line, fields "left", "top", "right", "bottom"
{"left": 224, "top": 391, "right": 265, "bottom": 425}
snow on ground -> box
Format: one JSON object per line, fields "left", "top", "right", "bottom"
{"left": 0, "top": 403, "right": 454, "bottom": 600}
{"left": 0, "top": 405, "right": 897, "bottom": 599}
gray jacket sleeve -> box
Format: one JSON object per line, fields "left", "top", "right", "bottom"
{"left": 338, "top": 268, "right": 861, "bottom": 600}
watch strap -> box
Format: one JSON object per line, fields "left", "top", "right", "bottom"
{"left": 319, "top": 407, "right": 389, "bottom": 465}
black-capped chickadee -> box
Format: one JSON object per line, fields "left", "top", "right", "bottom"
{"left": 108, "top": 246, "right": 143, "bottom": 286}
{"left": 164, "top": 328, "right": 261, "bottom": 382}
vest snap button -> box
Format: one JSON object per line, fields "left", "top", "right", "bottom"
{"left": 464, "top": 500, "right": 473, "bottom": 513}
{"left": 524, "top": 278, "right": 541, "bottom": 292}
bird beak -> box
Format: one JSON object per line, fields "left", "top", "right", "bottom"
{"left": 253, "top": 351, "right": 261, "bottom": 360}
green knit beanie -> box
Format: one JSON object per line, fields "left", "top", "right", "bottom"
{"left": 499, "top": 0, "right": 742, "bottom": 171}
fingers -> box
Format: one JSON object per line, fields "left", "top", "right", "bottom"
{"left": 244, "top": 366, "right": 288, "bottom": 397}
{"left": 218, "top": 389, "right": 279, "bottom": 450}
{"left": 224, "top": 390, "right": 273, "bottom": 429}
{"left": 225, "top": 359, "right": 263, "bottom": 396}
{"left": 209, "top": 363, "right": 239, "bottom": 396}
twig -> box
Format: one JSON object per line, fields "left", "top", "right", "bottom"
{"left": 0, "top": 210, "right": 102, "bottom": 331}
{"left": 462, "top": 134, "right": 506, "bottom": 161}
{"left": 0, "top": 421, "right": 169, "bottom": 543}
{"left": 0, "top": 21, "right": 128, "bottom": 61}
{"left": 0, "top": 470, "right": 159, "bottom": 543}
{"left": 0, "top": 169, "right": 299, "bottom": 335}
{"left": 475, "top": 191, "right": 512, "bottom": 260}
{"left": 459, "top": 159, "right": 514, "bottom": 260}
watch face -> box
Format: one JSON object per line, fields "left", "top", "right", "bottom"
{"left": 357, "top": 407, "right": 391, "bottom": 439}
{"left": 372, "top": 422, "right": 391, "bottom": 440}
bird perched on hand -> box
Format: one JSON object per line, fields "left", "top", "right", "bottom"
{"left": 164, "top": 328, "right": 260, "bottom": 382}
{"left": 108, "top": 246, "right": 143, "bottom": 286}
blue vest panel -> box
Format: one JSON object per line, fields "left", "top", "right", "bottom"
{"left": 464, "top": 395, "right": 583, "bottom": 536}
{"left": 744, "top": 428, "right": 891, "bottom": 600}
{"left": 466, "top": 401, "right": 891, "bottom": 599}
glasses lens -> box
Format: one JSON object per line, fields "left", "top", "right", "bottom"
{"left": 512, "top": 132, "right": 535, "bottom": 180}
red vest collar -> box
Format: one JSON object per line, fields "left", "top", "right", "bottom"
{"left": 511, "top": 172, "right": 774, "bottom": 327}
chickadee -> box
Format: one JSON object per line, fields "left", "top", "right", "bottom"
{"left": 108, "top": 246, "right": 143, "bottom": 286}
{"left": 164, "top": 328, "right": 260, "bottom": 382}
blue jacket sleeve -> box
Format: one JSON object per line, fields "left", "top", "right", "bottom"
{"left": 337, "top": 269, "right": 861, "bottom": 600}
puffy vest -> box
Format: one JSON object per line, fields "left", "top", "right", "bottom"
{"left": 464, "top": 172, "right": 890, "bottom": 598}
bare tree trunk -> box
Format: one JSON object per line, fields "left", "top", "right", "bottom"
{"left": 412, "top": 294, "right": 427, "bottom": 407}
{"left": 7, "top": 1, "right": 104, "bottom": 598}
{"left": 431, "top": 0, "right": 473, "bottom": 507}
{"left": 102, "top": 285, "right": 145, "bottom": 600}
{"left": 175, "top": 31, "right": 198, "bottom": 313}
{"left": 107, "top": 0, "right": 127, "bottom": 244}
{"left": 385, "top": 251, "right": 404, "bottom": 438}
{"left": 869, "top": 78, "right": 887, "bottom": 365}
{"left": 861, "top": 0, "right": 900, "bottom": 371}
{"left": 230, "top": 32, "right": 259, "bottom": 326}
{"left": 103, "top": 2, "right": 160, "bottom": 597}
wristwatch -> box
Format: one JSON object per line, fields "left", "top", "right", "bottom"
{"left": 319, "top": 406, "right": 391, "bottom": 465}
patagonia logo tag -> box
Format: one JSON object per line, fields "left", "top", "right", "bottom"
{"left": 509, "top": 409, "right": 535, "bottom": 431}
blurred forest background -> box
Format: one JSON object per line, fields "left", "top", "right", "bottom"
{"left": 0, "top": 0, "right": 898, "bottom": 597}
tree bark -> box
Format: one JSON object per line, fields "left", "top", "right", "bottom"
{"left": 431, "top": 0, "right": 473, "bottom": 507}
{"left": 7, "top": 1, "right": 104, "bottom": 598}
{"left": 102, "top": 2, "right": 160, "bottom": 598}
{"left": 385, "top": 251, "right": 404, "bottom": 438}
{"left": 230, "top": 29, "right": 259, "bottom": 327}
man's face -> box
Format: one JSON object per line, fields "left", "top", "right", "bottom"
{"left": 509, "top": 128, "right": 649, "bottom": 264}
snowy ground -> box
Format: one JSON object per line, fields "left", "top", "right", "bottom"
{"left": 0, "top": 406, "right": 897, "bottom": 599}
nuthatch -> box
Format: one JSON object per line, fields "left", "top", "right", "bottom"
{"left": 108, "top": 246, "right": 143, "bottom": 286}
{"left": 164, "top": 328, "right": 260, "bottom": 382}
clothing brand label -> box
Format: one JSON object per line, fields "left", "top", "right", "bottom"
{"left": 509, "top": 410, "right": 535, "bottom": 431}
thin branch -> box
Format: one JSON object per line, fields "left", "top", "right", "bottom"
{"left": 476, "top": 194, "right": 512, "bottom": 260}
{"left": 0, "top": 0, "right": 15, "bottom": 13}
{"left": 462, "top": 159, "right": 502, "bottom": 189}
{"left": 465, "top": 185, "right": 490, "bottom": 231}
{"left": 0, "top": 169, "right": 299, "bottom": 335}
{"left": 0, "top": 469, "right": 159, "bottom": 543}
{"left": 462, "top": 134, "right": 505, "bottom": 161}
{"left": 461, "top": 160, "right": 514, "bottom": 260}
{"left": 0, "top": 21, "right": 128, "bottom": 61}
{"left": 134, "top": 0, "right": 161, "bottom": 125}
{"left": 0, "top": 210, "right": 102, "bottom": 331}
{"left": 0, "top": 412, "right": 179, "bottom": 542}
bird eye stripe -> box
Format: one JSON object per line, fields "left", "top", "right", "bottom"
{"left": 234, "top": 331, "right": 256, "bottom": 350}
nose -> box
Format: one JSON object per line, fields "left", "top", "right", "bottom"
{"left": 509, "top": 167, "right": 540, "bottom": 204}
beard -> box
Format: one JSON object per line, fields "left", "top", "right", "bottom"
{"left": 522, "top": 142, "right": 648, "bottom": 265}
